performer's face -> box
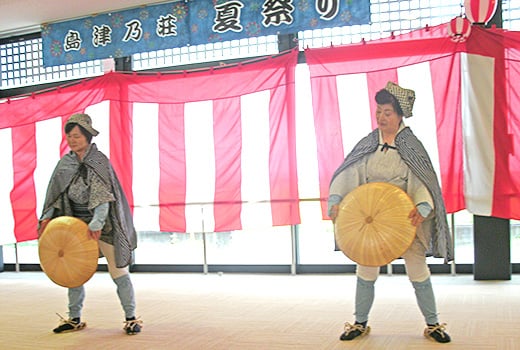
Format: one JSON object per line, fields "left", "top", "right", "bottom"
{"left": 376, "top": 103, "right": 402, "bottom": 136}
{"left": 66, "top": 125, "right": 89, "bottom": 157}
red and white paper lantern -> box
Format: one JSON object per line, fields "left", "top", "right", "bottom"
{"left": 464, "top": 0, "right": 498, "bottom": 25}
{"left": 448, "top": 16, "right": 472, "bottom": 42}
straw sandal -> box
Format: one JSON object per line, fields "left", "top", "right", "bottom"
{"left": 53, "top": 313, "right": 86, "bottom": 333}
{"left": 123, "top": 317, "right": 143, "bottom": 335}
{"left": 424, "top": 323, "right": 451, "bottom": 343}
{"left": 339, "top": 322, "right": 370, "bottom": 341}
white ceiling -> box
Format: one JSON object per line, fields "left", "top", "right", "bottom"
{"left": 0, "top": 0, "right": 170, "bottom": 39}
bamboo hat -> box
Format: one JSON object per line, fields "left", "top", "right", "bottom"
{"left": 334, "top": 182, "right": 417, "bottom": 266}
{"left": 38, "top": 216, "right": 99, "bottom": 288}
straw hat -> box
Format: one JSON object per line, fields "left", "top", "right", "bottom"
{"left": 334, "top": 182, "right": 417, "bottom": 267}
{"left": 38, "top": 216, "right": 99, "bottom": 288}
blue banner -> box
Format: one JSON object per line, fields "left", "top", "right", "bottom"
{"left": 42, "top": 0, "right": 370, "bottom": 67}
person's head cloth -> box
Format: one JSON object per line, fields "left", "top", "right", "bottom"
{"left": 384, "top": 81, "right": 415, "bottom": 118}
{"left": 65, "top": 113, "right": 99, "bottom": 136}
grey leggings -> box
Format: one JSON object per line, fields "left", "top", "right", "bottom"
{"left": 67, "top": 241, "right": 136, "bottom": 319}
{"left": 353, "top": 239, "right": 439, "bottom": 325}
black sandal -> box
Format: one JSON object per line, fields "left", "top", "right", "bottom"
{"left": 424, "top": 323, "right": 451, "bottom": 343}
{"left": 123, "top": 317, "right": 143, "bottom": 335}
{"left": 53, "top": 313, "right": 86, "bottom": 333}
{"left": 339, "top": 321, "right": 370, "bottom": 341}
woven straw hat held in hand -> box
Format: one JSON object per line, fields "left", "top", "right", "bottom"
{"left": 334, "top": 182, "right": 417, "bottom": 267}
{"left": 38, "top": 216, "right": 99, "bottom": 288}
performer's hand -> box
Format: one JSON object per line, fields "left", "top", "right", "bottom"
{"left": 329, "top": 204, "right": 339, "bottom": 222}
{"left": 408, "top": 208, "right": 425, "bottom": 227}
{"left": 88, "top": 229, "right": 102, "bottom": 240}
{"left": 37, "top": 219, "right": 50, "bottom": 238}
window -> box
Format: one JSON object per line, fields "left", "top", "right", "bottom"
{"left": 451, "top": 210, "right": 474, "bottom": 264}
{"left": 0, "top": 37, "right": 106, "bottom": 89}
{"left": 298, "top": 0, "right": 462, "bottom": 49}
{"left": 503, "top": 0, "right": 520, "bottom": 30}
{"left": 132, "top": 36, "right": 279, "bottom": 71}
{"left": 511, "top": 220, "right": 520, "bottom": 261}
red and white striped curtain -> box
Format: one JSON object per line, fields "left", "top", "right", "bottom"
{"left": 2, "top": 23, "right": 520, "bottom": 245}
{"left": 0, "top": 50, "right": 301, "bottom": 244}
{"left": 305, "top": 23, "right": 520, "bottom": 221}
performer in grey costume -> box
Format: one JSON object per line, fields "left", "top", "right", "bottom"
{"left": 38, "top": 113, "right": 142, "bottom": 335}
{"left": 328, "top": 82, "right": 453, "bottom": 343}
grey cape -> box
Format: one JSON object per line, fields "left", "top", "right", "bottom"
{"left": 330, "top": 127, "right": 454, "bottom": 263}
{"left": 41, "top": 144, "right": 137, "bottom": 268}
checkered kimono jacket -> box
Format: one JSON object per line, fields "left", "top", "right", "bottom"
{"left": 41, "top": 143, "right": 137, "bottom": 268}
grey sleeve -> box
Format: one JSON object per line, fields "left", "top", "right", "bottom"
{"left": 88, "top": 202, "right": 110, "bottom": 231}
{"left": 40, "top": 207, "right": 55, "bottom": 220}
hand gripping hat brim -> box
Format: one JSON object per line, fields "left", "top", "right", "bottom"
{"left": 66, "top": 113, "right": 99, "bottom": 136}
{"left": 334, "top": 182, "right": 417, "bottom": 267}
{"left": 385, "top": 81, "right": 416, "bottom": 118}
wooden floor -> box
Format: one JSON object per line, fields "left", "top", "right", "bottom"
{"left": 1, "top": 271, "right": 519, "bottom": 350}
